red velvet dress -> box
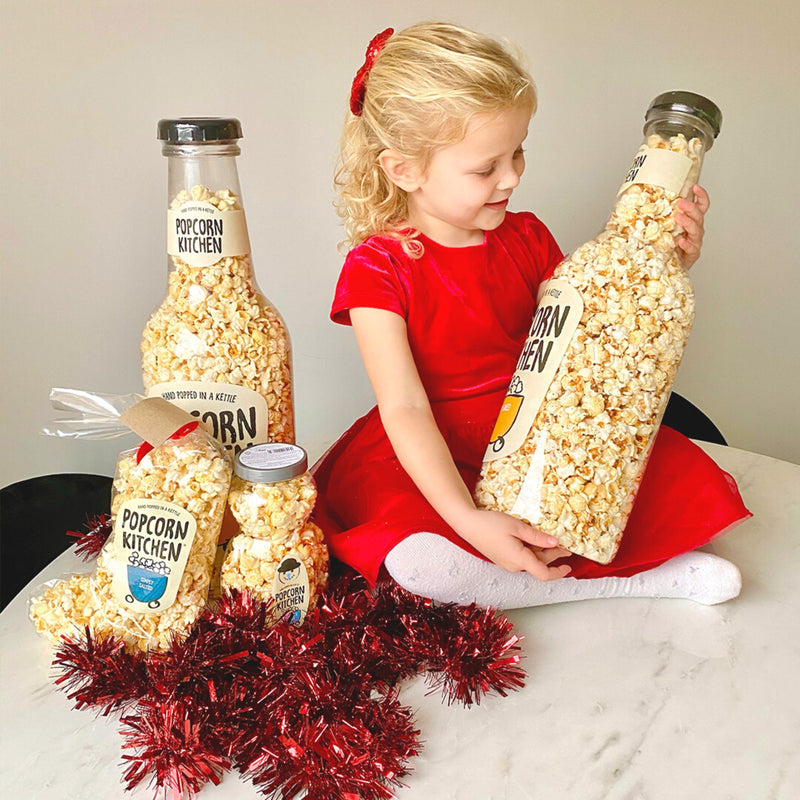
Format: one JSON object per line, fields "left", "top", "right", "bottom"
{"left": 312, "top": 212, "right": 750, "bottom": 585}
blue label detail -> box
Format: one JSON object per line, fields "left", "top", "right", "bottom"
{"left": 127, "top": 565, "right": 168, "bottom": 603}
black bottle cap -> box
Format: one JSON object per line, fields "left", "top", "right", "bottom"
{"left": 157, "top": 118, "right": 243, "bottom": 143}
{"left": 646, "top": 92, "right": 722, "bottom": 138}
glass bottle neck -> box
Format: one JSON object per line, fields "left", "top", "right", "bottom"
{"left": 162, "top": 141, "right": 252, "bottom": 275}
{"left": 643, "top": 110, "right": 716, "bottom": 154}
{"left": 163, "top": 142, "right": 243, "bottom": 206}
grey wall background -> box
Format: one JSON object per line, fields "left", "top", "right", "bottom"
{"left": 2, "top": 0, "right": 798, "bottom": 487}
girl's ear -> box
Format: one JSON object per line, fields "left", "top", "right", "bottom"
{"left": 378, "top": 149, "right": 423, "bottom": 192}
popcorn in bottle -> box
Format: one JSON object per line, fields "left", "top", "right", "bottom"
{"left": 475, "top": 92, "right": 722, "bottom": 564}
{"left": 142, "top": 118, "right": 295, "bottom": 455}
{"left": 221, "top": 443, "right": 328, "bottom": 625}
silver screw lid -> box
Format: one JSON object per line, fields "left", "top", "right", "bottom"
{"left": 234, "top": 443, "right": 308, "bottom": 483}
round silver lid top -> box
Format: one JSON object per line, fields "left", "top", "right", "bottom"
{"left": 234, "top": 443, "right": 308, "bottom": 483}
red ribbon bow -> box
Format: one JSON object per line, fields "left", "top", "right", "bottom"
{"left": 349, "top": 28, "right": 394, "bottom": 116}
{"left": 135, "top": 421, "right": 200, "bottom": 464}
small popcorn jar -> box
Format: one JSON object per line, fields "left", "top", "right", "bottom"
{"left": 222, "top": 443, "right": 328, "bottom": 624}
{"left": 476, "top": 92, "right": 721, "bottom": 565}
{"left": 142, "top": 118, "right": 295, "bottom": 455}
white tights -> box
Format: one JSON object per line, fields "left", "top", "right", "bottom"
{"left": 384, "top": 532, "right": 742, "bottom": 609}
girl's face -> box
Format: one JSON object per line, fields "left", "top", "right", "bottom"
{"left": 405, "top": 105, "right": 530, "bottom": 247}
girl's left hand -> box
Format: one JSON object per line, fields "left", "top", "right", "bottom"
{"left": 675, "top": 184, "right": 710, "bottom": 269}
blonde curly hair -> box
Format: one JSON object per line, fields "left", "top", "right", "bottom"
{"left": 335, "top": 22, "right": 537, "bottom": 256}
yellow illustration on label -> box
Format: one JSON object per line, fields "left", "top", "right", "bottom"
{"left": 110, "top": 499, "right": 197, "bottom": 614}
{"left": 167, "top": 201, "right": 250, "bottom": 268}
{"left": 148, "top": 381, "right": 268, "bottom": 455}
{"left": 617, "top": 147, "right": 692, "bottom": 197}
{"left": 484, "top": 279, "right": 583, "bottom": 462}
{"left": 488, "top": 383, "right": 526, "bottom": 453}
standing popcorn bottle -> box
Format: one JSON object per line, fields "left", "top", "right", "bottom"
{"left": 142, "top": 118, "right": 295, "bottom": 454}
{"left": 221, "top": 443, "right": 328, "bottom": 625}
{"left": 475, "top": 92, "right": 721, "bottom": 564}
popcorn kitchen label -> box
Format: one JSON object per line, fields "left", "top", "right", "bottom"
{"left": 484, "top": 279, "right": 583, "bottom": 462}
{"left": 617, "top": 146, "right": 692, "bottom": 197}
{"left": 271, "top": 551, "right": 310, "bottom": 626}
{"left": 110, "top": 499, "right": 197, "bottom": 614}
{"left": 147, "top": 381, "right": 268, "bottom": 455}
{"left": 167, "top": 200, "right": 251, "bottom": 268}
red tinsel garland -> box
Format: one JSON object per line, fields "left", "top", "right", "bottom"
{"left": 52, "top": 559, "right": 526, "bottom": 800}
{"left": 66, "top": 513, "right": 112, "bottom": 561}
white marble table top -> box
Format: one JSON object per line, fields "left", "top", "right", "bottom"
{"left": 1, "top": 442, "right": 798, "bottom": 800}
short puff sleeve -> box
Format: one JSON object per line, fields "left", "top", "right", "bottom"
{"left": 331, "top": 239, "right": 410, "bottom": 326}
{"left": 516, "top": 211, "right": 564, "bottom": 283}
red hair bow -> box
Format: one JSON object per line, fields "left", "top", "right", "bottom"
{"left": 349, "top": 28, "right": 394, "bottom": 116}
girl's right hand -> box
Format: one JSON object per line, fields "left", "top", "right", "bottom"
{"left": 455, "top": 508, "right": 573, "bottom": 581}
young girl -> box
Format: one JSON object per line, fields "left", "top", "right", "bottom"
{"left": 312, "top": 22, "right": 749, "bottom": 609}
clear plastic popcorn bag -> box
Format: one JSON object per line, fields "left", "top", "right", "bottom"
{"left": 30, "top": 389, "right": 232, "bottom": 652}
{"left": 142, "top": 118, "right": 295, "bottom": 455}
{"left": 475, "top": 92, "right": 722, "bottom": 564}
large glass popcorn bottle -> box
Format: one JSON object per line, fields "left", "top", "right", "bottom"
{"left": 475, "top": 92, "right": 721, "bottom": 564}
{"left": 142, "top": 118, "right": 295, "bottom": 455}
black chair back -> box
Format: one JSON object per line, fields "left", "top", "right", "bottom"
{"left": 0, "top": 473, "right": 112, "bottom": 609}
{"left": 663, "top": 393, "right": 727, "bottom": 446}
